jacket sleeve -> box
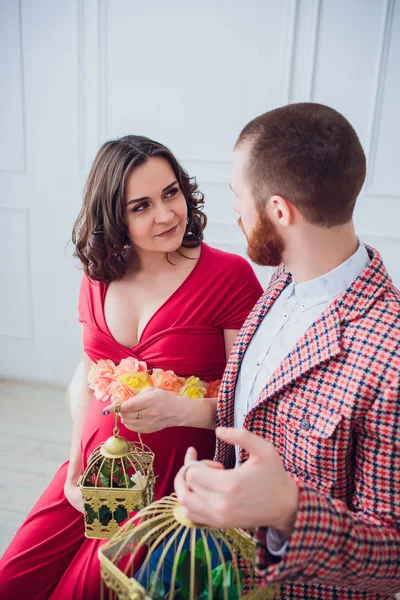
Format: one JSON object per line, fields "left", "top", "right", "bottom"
{"left": 254, "top": 375, "right": 400, "bottom": 595}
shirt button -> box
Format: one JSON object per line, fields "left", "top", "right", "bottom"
{"left": 283, "top": 313, "right": 288, "bottom": 320}
{"left": 256, "top": 361, "right": 261, "bottom": 367}
{"left": 301, "top": 303, "right": 306, "bottom": 310}
{"left": 300, "top": 417, "right": 310, "bottom": 431}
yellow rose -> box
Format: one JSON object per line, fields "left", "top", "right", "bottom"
{"left": 180, "top": 376, "right": 207, "bottom": 399}
{"left": 117, "top": 371, "right": 150, "bottom": 394}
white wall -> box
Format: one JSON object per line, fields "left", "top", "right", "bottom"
{"left": 1, "top": 0, "right": 399, "bottom": 386}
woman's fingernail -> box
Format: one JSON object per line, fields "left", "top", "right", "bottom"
{"left": 101, "top": 409, "right": 110, "bottom": 416}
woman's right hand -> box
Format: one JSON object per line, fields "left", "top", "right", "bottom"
{"left": 64, "top": 478, "right": 85, "bottom": 514}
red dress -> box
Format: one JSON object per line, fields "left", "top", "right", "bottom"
{"left": 0, "top": 244, "right": 262, "bottom": 600}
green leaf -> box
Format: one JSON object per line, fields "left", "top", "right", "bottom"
{"left": 84, "top": 503, "right": 97, "bottom": 525}
{"left": 149, "top": 571, "right": 166, "bottom": 600}
{"left": 176, "top": 545, "right": 207, "bottom": 597}
{"left": 99, "top": 505, "right": 112, "bottom": 526}
{"left": 99, "top": 472, "right": 110, "bottom": 488}
{"left": 175, "top": 549, "right": 187, "bottom": 585}
{"left": 211, "top": 562, "right": 226, "bottom": 592}
{"left": 193, "top": 556, "right": 207, "bottom": 595}
{"left": 173, "top": 592, "right": 187, "bottom": 600}
{"left": 178, "top": 548, "right": 192, "bottom": 596}
{"left": 194, "top": 538, "right": 206, "bottom": 562}
{"left": 213, "top": 562, "right": 244, "bottom": 600}
{"left": 114, "top": 505, "right": 128, "bottom": 524}
{"left": 197, "top": 589, "right": 211, "bottom": 600}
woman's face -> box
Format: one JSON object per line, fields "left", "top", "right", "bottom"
{"left": 124, "top": 156, "right": 188, "bottom": 255}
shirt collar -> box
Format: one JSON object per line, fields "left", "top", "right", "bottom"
{"left": 288, "top": 240, "right": 370, "bottom": 309}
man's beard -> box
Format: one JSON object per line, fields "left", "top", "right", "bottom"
{"left": 238, "top": 212, "right": 285, "bottom": 267}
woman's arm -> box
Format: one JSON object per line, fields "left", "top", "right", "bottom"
{"left": 176, "top": 328, "right": 239, "bottom": 429}
{"left": 64, "top": 346, "right": 94, "bottom": 512}
{"left": 223, "top": 329, "right": 239, "bottom": 361}
{"left": 111, "top": 329, "right": 239, "bottom": 433}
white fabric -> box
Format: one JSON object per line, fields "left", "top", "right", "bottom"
{"left": 266, "top": 527, "right": 289, "bottom": 556}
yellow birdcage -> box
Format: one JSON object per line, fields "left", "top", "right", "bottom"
{"left": 99, "top": 494, "right": 280, "bottom": 599}
{"left": 79, "top": 402, "right": 155, "bottom": 540}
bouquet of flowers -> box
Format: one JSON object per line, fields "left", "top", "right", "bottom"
{"left": 88, "top": 357, "right": 221, "bottom": 403}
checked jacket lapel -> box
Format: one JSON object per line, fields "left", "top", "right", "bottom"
{"left": 257, "top": 303, "right": 342, "bottom": 406}
{"left": 215, "top": 267, "right": 291, "bottom": 466}
{"left": 215, "top": 245, "right": 392, "bottom": 468}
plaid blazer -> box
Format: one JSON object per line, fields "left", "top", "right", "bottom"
{"left": 215, "top": 246, "right": 400, "bottom": 600}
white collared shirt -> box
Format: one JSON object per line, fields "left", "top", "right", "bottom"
{"left": 234, "top": 241, "right": 370, "bottom": 435}
{"left": 233, "top": 241, "right": 370, "bottom": 555}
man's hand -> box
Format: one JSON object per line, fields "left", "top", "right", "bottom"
{"left": 175, "top": 427, "right": 299, "bottom": 537}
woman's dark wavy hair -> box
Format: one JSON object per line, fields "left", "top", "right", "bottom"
{"left": 72, "top": 135, "right": 207, "bottom": 283}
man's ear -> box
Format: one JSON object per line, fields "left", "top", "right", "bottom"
{"left": 269, "top": 195, "right": 295, "bottom": 227}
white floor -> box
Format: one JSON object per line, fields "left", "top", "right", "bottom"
{"left": 0, "top": 380, "right": 71, "bottom": 556}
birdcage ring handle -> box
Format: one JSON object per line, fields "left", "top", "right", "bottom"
{"left": 112, "top": 398, "right": 146, "bottom": 451}
{"left": 113, "top": 399, "right": 123, "bottom": 437}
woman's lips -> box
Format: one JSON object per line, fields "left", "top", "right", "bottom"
{"left": 156, "top": 224, "right": 178, "bottom": 237}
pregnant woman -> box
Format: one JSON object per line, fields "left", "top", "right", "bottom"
{"left": 0, "top": 135, "right": 262, "bottom": 599}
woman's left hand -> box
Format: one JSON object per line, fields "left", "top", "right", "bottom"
{"left": 101, "top": 387, "right": 182, "bottom": 433}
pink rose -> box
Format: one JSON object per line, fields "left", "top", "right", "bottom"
{"left": 108, "top": 380, "right": 135, "bottom": 402}
{"left": 115, "top": 357, "right": 148, "bottom": 376}
{"left": 88, "top": 359, "right": 116, "bottom": 401}
{"left": 151, "top": 369, "right": 183, "bottom": 393}
{"left": 205, "top": 379, "right": 222, "bottom": 398}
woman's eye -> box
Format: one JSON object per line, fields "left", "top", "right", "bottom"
{"left": 132, "top": 202, "right": 148, "bottom": 212}
{"left": 165, "top": 187, "right": 178, "bottom": 198}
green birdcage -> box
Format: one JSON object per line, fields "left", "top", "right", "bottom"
{"left": 79, "top": 402, "right": 155, "bottom": 539}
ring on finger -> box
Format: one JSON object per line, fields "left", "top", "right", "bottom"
{"left": 181, "top": 460, "right": 206, "bottom": 482}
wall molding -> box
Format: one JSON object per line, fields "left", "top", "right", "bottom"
{"left": 285, "top": 0, "right": 321, "bottom": 103}
{"left": 307, "top": 0, "right": 321, "bottom": 102}
{"left": 364, "top": 0, "right": 397, "bottom": 197}
{"left": 281, "top": 0, "right": 298, "bottom": 105}
{"left": 78, "top": 0, "right": 299, "bottom": 183}
{"left": 0, "top": 205, "right": 33, "bottom": 340}
{"left": 306, "top": 0, "right": 322, "bottom": 102}
{"left": 0, "top": 0, "right": 27, "bottom": 174}
{"left": 77, "top": 0, "right": 107, "bottom": 174}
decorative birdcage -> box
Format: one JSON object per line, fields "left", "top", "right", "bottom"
{"left": 79, "top": 402, "right": 156, "bottom": 540}
{"left": 99, "top": 494, "right": 280, "bottom": 600}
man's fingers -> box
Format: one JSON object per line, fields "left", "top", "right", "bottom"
{"left": 185, "top": 461, "right": 235, "bottom": 493}
{"left": 175, "top": 464, "right": 193, "bottom": 503}
{"left": 216, "top": 427, "right": 270, "bottom": 458}
{"left": 184, "top": 447, "right": 198, "bottom": 465}
{"left": 202, "top": 460, "right": 224, "bottom": 470}
{"left": 179, "top": 490, "right": 223, "bottom": 528}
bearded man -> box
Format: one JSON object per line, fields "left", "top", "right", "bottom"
{"left": 175, "top": 102, "right": 400, "bottom": 600}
